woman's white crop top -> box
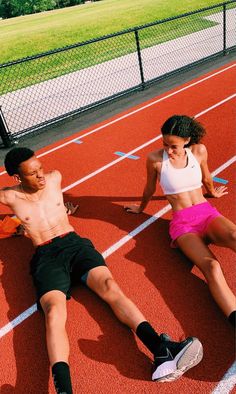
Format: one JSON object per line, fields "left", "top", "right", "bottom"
{"left": 159, "top": 148, "right": 202, "bottom": 195}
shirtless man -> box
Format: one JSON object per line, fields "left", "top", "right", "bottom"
{"left": 0, "top": 147, "right": 203, "bottom": 393}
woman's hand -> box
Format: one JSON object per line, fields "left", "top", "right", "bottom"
{"left": 212, "top": 186, "right": 228, "bottom": 198}
{"left": 124, "top": 204, "right": 142, "bottom": 214}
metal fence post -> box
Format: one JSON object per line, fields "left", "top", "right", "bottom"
{"left": 223, "top": 3, "right": 227, "bottom": 55}
{"left": 134, "top": 29, "right": 145, "bottom": 89}
{"left": 0, "top": 107, "right": 14, "bottom": 148}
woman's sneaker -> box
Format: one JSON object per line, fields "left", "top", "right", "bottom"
{"left": 152, "top": 334, "right": 203, "bottom": 382}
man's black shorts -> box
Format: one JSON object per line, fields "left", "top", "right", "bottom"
{"left": 30, "top": 232, "right": 106, "bottom": 308}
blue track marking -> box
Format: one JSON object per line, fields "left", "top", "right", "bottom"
{"left": 74, "top": 139, "right": 83, "bottom": 144}
{"left": 115, "top": 151, "right": 140, "bottom": 160}
{"left": 213, "top": 177, "right": 228, "bottom": 184}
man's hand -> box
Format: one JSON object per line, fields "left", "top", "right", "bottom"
{"left": 124, "top": 204, "right": 141, "bottom": 214}
{"left": 15, "top": 224, "right": 26, "bottom": 236}
{"left": 65, "top": 202, "right": 79, "bottom": 215}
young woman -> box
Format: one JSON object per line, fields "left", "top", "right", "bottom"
{"left": 125, "top": 115, "right": 236, "bottom": 327}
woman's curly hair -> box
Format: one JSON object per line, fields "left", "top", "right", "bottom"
{"left": 161, "top": 115, "right": 206, "bottom": 146}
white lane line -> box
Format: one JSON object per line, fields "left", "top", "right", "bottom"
{"left": 62, "top": 134, "right": 162, "bottom": 192}
{"left": 37, "top": 64, "right": 236, "bottom": 157}
{"left": 102, "top": 204, "right": 171, "bottom": 259}
{"left": 0, "top": 87, "right": 235, "bottom": 392}
{"left": 0, "top": 63, "right": 235, "bottom": 177}
{"left": 195, "top": 93, "right": 236, "bottom": 118}
{"left": 211, "top": 156, "right": 236, "bottom": 177}
{"left": 0, "top": 155, "right": 235, "bottom": 339}
{"left": 0, "top": 94, "right": 235, "bottom": 337}
{"left": 0, "top": 157, "right": 236, "bottom": 394}
{"left": 211, "top": 361, "right": 236, "bottom": 394}
{"left": 0, "top": 304, "right": 37, "bottom": 339}
{"left": 59, "top": 93, "right": 234, "bottom": 192}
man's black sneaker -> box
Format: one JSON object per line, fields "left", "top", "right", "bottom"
{"left": 152, "top": 334, "right": 203, "bottom": 382}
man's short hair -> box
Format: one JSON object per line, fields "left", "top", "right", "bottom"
{"left": 4, "top": 147, "right": 35, "bottom": 176}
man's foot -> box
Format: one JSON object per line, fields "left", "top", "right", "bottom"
{"left": 152, "top": 334, "right": 203, "bottom": 382}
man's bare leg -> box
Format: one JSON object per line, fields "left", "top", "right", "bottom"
{"left": 86, "top": 266, "right": 146, "bottom": 329}
{"left": 40, "top": 290, "right": 72, "bottom": 394}
{"left": 86, "top": 266, "right": 203, "bottom": 382}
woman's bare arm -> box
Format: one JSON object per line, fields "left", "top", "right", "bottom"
{"left": 125, "top": 152, "right": 158, "bottom": 213}
{"left": 198, "top": 144, "right": 228, "bottom": 198}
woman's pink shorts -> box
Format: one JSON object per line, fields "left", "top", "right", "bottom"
{"left": 169, "top": 202, "right": 221, "bottom": 247}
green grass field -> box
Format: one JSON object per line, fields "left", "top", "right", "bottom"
{"left": 0, "top": 0, "right": 226, "bottom": 63}
{"left": 0, "top": 0, "right": 234, "bottom": 95}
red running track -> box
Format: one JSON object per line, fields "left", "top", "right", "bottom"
{"left": 0, "top": 62, "right": 235, "bottom": 394}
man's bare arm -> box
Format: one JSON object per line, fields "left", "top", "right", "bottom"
{"left": 0, "top": 187, "right": 15, "bottom": 206}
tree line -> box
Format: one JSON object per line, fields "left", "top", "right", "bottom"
{"left": 0, "top": 0, "right": 101, "bottom": 19}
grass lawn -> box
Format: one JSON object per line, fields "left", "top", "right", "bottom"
{"left": 0, "top": 0, "right": 234, "bottom": 95}
{"left": 0, "top": 0, "right": 228, "bottom": 63}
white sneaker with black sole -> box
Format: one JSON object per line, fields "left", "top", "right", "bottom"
{"left": 152, "top": 334, "right": 203, "bottom": 382}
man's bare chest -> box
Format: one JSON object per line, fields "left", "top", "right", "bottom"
{"left": 11, "top": 188, "right": 64, "bottom": 225}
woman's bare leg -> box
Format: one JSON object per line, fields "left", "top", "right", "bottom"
{"left": 176, "top": 233, "right": 236, "bottom": 317}
{"left": 206, "top": 216, "right": 236, "bottom": 251}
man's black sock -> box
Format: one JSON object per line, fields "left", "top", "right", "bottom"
{"left": 228, "top": 311, "right": 236, "bottom": 327}
{"left": 136, "top": 321, "right": 162, "bottom": 357}
{"left": 52, "top": 361, "right": 73, "bottom": 394}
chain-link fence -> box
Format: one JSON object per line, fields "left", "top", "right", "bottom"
{"left": 0, "top": 1, "right": 235, "bottom": 147}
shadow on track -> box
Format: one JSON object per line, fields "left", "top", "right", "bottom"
{"left": 65, "top": 193, "right": 235, "bottom": 383}
{"left": 0, "top": 235, "right": 50, "bottom": 394}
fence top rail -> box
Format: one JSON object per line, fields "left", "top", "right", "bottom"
{"left": 0, "top": 0, "right": 235, "bottom": 69}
